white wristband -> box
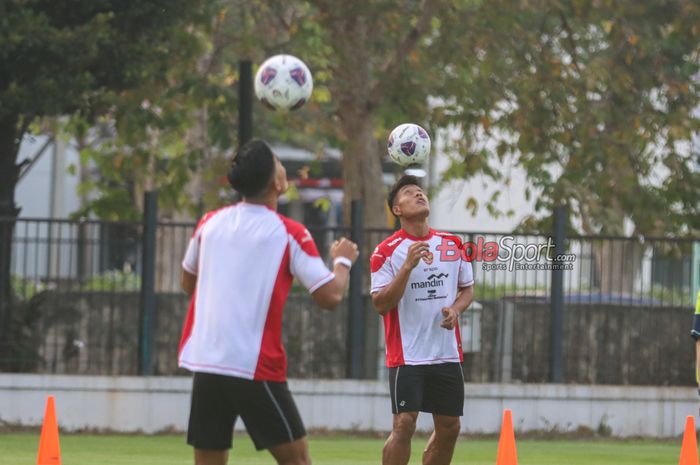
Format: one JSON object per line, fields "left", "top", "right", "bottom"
{"left": 333, "top": 257, "right": 353, "bottom": 269}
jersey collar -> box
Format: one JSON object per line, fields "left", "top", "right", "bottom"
{"left": 239, "top": 201, "right": 275, "bottom": 212}
{"left": 400, "top": 228, "right": 435, "bottom": 241}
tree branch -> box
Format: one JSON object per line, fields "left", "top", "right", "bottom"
{"left": 369, "top": 0, "right": 438, "bottom": 104}
{"left": 14, "top": 115, "right": 32, "bottom": 153}
{"left": 558, "top": 11, "right": 582, "bottom": 75}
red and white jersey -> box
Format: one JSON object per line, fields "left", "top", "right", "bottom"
{"left": 178, "top": 202, "right": 334, "bottom": 381}
{"left": 370, "top": 229, "right": 474, "bottom": 367}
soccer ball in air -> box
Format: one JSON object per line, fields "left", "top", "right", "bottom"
{"left": 387, "top": 123, "right": 431, "bottom": 167}
{"left": 254, "top": 54, "right": 313, "bottom": 111}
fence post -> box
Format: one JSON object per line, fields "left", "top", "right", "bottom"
{"left": 238, "top": 60, "right": 253, "bottom": 146}
{"left": 139, "top": 191, "right": 158, "bottom": 375}
{"left": 0, "top": 214, "right": 17, "bottom": 367}
{"left": 347, "top": 200, "right": 365, "bottom": 379}
{"left": 550, "top": 205, "right": 567, "bottom": 383}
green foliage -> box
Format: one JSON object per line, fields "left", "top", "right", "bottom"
{"left": 0, "top": 0, "right": 211, "bottom": 223}
{"left": 433, "top": 0, "right": 700, "bottom": 235}
{"left": 10, "top": 275, "right": 43, "bottom": 300}
{"left": 10, "top": 0, "right": 698, "bottom": 234}
{"left": 0, "top": 0, "right": 205, "bottom": 121}
{"left": 81, "top": 270, "right": 141, "bottom": 292}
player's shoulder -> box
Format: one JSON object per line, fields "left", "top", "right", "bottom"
{"left": 373, "top": 230, "right": 406, "bottom": 257}
{"left": 276, "top": 213, "right": 303, "bottom": 232}
{"left": 275, "top": 213, "right": 312, "bottom": 240}
{"left": 276, "top": 213, "right": 318, "bottom": 255}
{"left": 371, "top": 231, "right": 405, "bottom": 272}
{"left": 194, "top": 205, "right": 236, "bottom": 233}
{"left": 433, "top": 230, "right": 464, "bottom": 247}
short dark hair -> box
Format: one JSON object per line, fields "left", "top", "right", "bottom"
{"left": 227, "top": 139, "right": 276, "bottom": 198}
{"left": 387, "top": 175, "right": 422, "bottom": 212}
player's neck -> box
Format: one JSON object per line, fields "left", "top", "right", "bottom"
{"left": 401, "top": 220, "right": 431, "bottom": 239}
{"left": 242, "top": 194, "right": 277, "bottom": 211}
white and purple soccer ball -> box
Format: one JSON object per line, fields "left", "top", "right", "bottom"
{"left": 254, "top": 54, "right": 313, "bottom": 111}
{"left": 387, "top": 123, "right": 431, "bottom": 167}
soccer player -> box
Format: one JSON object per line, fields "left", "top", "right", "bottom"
{"left": 692, "top": 291, "right": 700, "bottom": 416}
{"left": 179, "top": 139, "right": 358, "bottom": 465}
{"left": 370, "top": 175, "right": 474, "bottom": 465}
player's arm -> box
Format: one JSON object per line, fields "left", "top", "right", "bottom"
{"left": 441, "top": 285, "right": 474, "bottom": 330}
{"left": 181, "top": 269, "right": 197, "bottom": 295}
{"left": 181, "top": 215, "right": 206, "bottom": 296}
{"left": 311, "top": 238, "right": 358, "bottom": 310}
{"left": 696, "top": 340, "right": 700, "bottom": 387}
{"left": 371, "top": 241, "right": 430, "bottom": 316}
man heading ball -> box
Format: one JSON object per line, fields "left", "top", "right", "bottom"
{"left": 371, "top": 175, "right": 474, "bottom": 465}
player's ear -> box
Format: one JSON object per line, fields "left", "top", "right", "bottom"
{"left": 271, "top": 158, "right": 285, "bottom": 193}
{"left": 392, "top": 204, "right": 401, "bottom": 217}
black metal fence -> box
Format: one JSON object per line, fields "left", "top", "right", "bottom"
{"left": 1, "top": 214, "right": 697, "bottom": 385}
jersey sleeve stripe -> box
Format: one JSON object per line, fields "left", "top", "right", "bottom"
{"left": 308, "top": 272, "right": 335, "bottom": 293}
{"left": 178, "top": 289, "right": 197, "bottom": 361}
{"left": 254, "top": 244, "right": 294, "bottom": 381}
{"left": 370, "top": 283, "right": 389, "bottom": 294}
{"left": 182, "top": 260, "right": 197, "bottom": 275}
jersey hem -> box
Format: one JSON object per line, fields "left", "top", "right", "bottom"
{"left": 179, "top": 360, "right": 282, "bottom": 380}
{"left": 386, "top": 356, "right": 462, "bottom": 367}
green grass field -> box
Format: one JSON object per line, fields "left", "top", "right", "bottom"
{"left": 0, "top": 432, "right": 684, "bottom": 465}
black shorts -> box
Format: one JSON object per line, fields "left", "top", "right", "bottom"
{"left": 388, "top": 362, "right": 464, "bottom": 417}
{"left": 187, "top": 372, "right": 306, "bottom": 451}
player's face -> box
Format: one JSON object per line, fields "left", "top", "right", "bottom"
{"left": 393, "top": 184, "right": 430, "bottom": 219}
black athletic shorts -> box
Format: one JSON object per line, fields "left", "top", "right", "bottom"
{"left": 187, "top": 372, "right": 306, "bottom": 451}
{"left": 388, "top": 362, "right": 465, "bottom": 417}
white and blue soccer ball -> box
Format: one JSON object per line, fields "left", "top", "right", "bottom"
{"left": 254, "top": 54, "right": 313, "bottom": 111}
{"left": 387, "top": 123, "right": 431, "bottom": 167}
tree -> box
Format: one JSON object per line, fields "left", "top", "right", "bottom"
{"left": 152, "top": 0, "right": 451, "bottom": 229}
{"left": 431, "top": 0, "right": 700, "bottom": 293}
{"left": 60, "top": 1, "right": 700, "bottom": 294}
{"left": 433, "top": 0, "right": 700, "bottom": 237}
{"left": 0, "top": 0, "right": 205, "bottom": 358}
{"left": 74, "top": 0, "right": 455, "bottom": 231}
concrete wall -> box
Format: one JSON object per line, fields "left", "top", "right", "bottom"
{"left": 0, "top": 374, "right": 695, "bottom": 437}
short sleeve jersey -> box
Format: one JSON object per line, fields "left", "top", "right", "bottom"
{"left": 178, "top": 202, "right": 334, "bottom": 381}
{"left": 370, "top": 229, "right": 474, "bottom": 367}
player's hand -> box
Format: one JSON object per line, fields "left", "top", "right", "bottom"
{"left": 441, "top": 307, "right": 459, "bottom": 330}
{"left": 330, "top": 237, "right": 359, "bottom": 264}
{"left": 402, "top": 241, "right": 430, "bottom": 271}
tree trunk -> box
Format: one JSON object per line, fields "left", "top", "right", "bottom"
{"left": 337, "top": 111, "right": 386, "bottom": 229}
{"left": 328, "top": 13, "right": 387, "bottom": 230}
{"left": 0, "top": 113, "right": 22, "bottom": 362}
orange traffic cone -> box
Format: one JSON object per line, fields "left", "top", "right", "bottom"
{"left": 496, "top": 409, "right": 518, "bottom": 465}
{"left": 679, "top": 415, "right": 699, "bottom": 465}
{"left": 36, "top": 396, "right": 61, "bottom": 465}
